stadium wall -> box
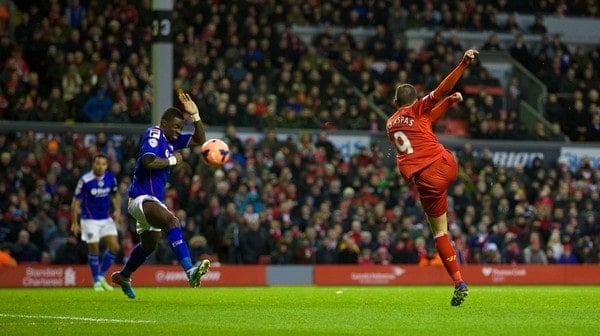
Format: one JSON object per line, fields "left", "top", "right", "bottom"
{"left": 1, "top": 264, "right": 599, "bottom": 288}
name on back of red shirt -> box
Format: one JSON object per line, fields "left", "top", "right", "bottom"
{"left": 387, "top": 115, "right": 415, "bottom": 129}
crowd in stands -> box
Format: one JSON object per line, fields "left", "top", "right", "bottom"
{"left": 0, "top": 1, "right": 599, "bottom": 141}
{"left": 0, "top": 127, "right": 599, "bottom": 267}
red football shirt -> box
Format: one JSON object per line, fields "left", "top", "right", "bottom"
{"left": 386, "top": 92, "right": 446, "bottom": 180}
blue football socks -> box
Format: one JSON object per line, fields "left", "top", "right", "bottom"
{"left": 88, "top": 254, "right": 100, "bottom": 281}
{"left": 99, "top": 250, "right": 116, "bottom": 277}
{"left": 167, "top": 227, "right": 193, "bottom": 271}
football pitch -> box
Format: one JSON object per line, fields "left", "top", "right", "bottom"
{"left": 0, "top": 286, "right": 598, "bottom": 335}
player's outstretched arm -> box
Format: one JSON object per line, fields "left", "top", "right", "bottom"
{"left": 432, "top": 49, "right": 478, "bottom": 99}
{"left": 430, "top": 92, "right": 463, "bottom": 122}
{"left": 177, "top": 88, "right": 206, "bottom": 146}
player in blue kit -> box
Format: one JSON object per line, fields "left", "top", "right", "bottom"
{"left": 111, "top": 90, "right": 210, "bottom": 299}
{"left": 71, "top": 153, "right": 121, "bottom": 291}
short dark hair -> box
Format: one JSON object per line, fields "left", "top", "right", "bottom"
{"left": 93, "top": 153, "right": 108, "bottom": 162}
{"left": 394, "top": 84, "right": 417, "bottom": 108}
{"left": 161, "top": 107, "right": 185, "bottom": 122}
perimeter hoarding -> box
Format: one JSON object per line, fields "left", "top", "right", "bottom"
{"left": 560, "top": 146, "right": 600, "bottom": 171}
{"left": 2, "top": 265, "right": 600, "bottom": 287}
{"left": 0, "top": 265, "right": 267, "bottom": 288}
{"left": 313, "top": 265, "right": 600, "bottom": 285}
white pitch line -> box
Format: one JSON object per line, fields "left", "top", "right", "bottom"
{"left": 0, "top": 313, "right": 156, "bottom": 324}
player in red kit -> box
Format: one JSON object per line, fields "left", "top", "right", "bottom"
{"left": 386, "top": 49, "right": 478, "bottom": 306}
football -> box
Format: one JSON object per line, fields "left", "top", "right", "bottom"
{"left": 201, "top": 138, "right": 231, "bottom": 166}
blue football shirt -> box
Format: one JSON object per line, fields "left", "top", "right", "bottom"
{"left": 128, "top": 126, "right": 192, "bottom": 202}
{"left": 74, "top": 171, "right": 118, "bottom": 220}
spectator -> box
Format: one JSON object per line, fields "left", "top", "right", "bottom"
{"left": 502, "top": 13, "right": 522, "bottom": 33}
{"left": 39, "top": 140, "right": 65, "bottom": 178}
{"left": 558, "top": 244, "right": 578, "bottom": 264}
{"left": 481, "top": 33, "right": 504, "bottom": 51}
{"left": 523, "top": 233, "right": 548, "bottom": 264}
{"left": 240, "top": 217, "right": 269, "bottom": 264}
{"left": 337, "top": 233, "right": 359, "bottom": 264}
{"left": 65, "top": 0, "right": 85, "bottom": 28}
{"left": 316, "top": 229, "right": 340, "bottom": 264}
{"left": 82, "top": 88, "right": 113, "bottom": 122}
{"left": 188, "top": 235, "right": 214, "bottom": 264}
{"left": 270, "top": 241, "right": 294, "bottom": 265}
{"left": 545, "top": 92, "right": 565, "bottom": 123}
{"left": 62, "top": 65, "right": 83, "bottom": 120}
{"left": 223, "top": 216, "right": 243, "bottom": 264}
{"left": 13, "top": 229, "right": 41, "bottom": 262}
{"left": 529, "top": 14, "right": 548, "bottom": 34}
{"left": 45, "top": 87, "right": 68, "bottom": 121}
{"left": 418, "top": 247, "right": 443, "bottom": 266}
{"left": 587, "top": 113, "right": 600, "bottom": 141}
{"left": 510, "top": 33, "right": 532, "bottom": 70}
{"left": 24, "top": 219, "right": 46, "bottom": 253}
{"left": 105, "top": 104, "right": 129, "bottom": 124}
{"left": 502, "top": 238, "right": 525, "bottom": 264}
{"left": 294, "top": 234, "right": 318, "bottom": 264}
{"left": 54, "top": 233, "right": 88, "bottom": 264}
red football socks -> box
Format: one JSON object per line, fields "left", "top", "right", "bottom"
{"left": 434, "top": 233, "right": 464, "bottom": 287}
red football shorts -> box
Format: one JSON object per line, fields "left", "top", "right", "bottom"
{"left": 412, "top": 149, "right": 458, "bottom": 217}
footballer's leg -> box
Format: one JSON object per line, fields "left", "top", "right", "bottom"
{"left": 143, "top": 201, "right": 210, "bottom": 287}
{"left": 88, "top": 247, "right": 102, "bottom": 290}
{"left": 428, "top": 214, "right": 468, "bottom": 306}
{"left": 112, "top": 231, "right": 160, "bottom": 299}
{"left": 98, "top": 233, "right": 119, "bottom": 291}
{"left": 418, "top": 152, "right": 468, "bottom": 306}
{"left": 83, "top": 220, "right": 102, "bottom": 290}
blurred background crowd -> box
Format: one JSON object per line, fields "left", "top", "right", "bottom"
{"left": 0, "top": 0, "right": 599, "bottom": 267}
{"left": 1, "top": 0, "right": 599, "bottom": 140}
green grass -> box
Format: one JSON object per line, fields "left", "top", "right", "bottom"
{"left": 1, "top": 286, "right": 599, "bottom": 335}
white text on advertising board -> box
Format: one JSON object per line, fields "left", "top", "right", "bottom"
{"left": 350, "top": 267, "right": 405, "bottom": 284}
{"left": 482, "top": 267, "right": 527, "bottom": 283}
{"left": 23, "top": 267, "right": 76, "bottom": 287}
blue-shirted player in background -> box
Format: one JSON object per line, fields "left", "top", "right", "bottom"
{"left": 71, "top": 153, "right": 121, "bottom": 291}
{"left": 111, "top": 89, "right": 210, "bottom": 299}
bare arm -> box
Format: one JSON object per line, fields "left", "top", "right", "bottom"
{"left": 432, "top": 49, "right": 478, "bottom": 99}
{"left": 142, "top": 152, "right": 183, "bottom": 169}
{"left": 189, "top": 118, "right": 206, "bottom": 147}
{"left": 178, "top": 89, "right": 206, "bottom": 147}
